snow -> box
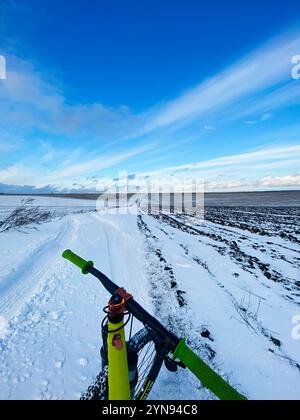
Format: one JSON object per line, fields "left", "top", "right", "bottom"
{"left": 0, "top": 316, "right": 7, "bottom": 339}
{"left": 0, "top": 195, "right": 299, "bottom": 400}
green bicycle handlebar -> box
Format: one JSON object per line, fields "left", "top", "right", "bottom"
{"left": 62, "top": 249, "right": 247, "bottom": 401}
{"left": 62, "top": 249, "right": 94, "bottom": 275}
{"left": 62, "top": 249, "right": 180, "bottom": 349}
{"left": 173, "top": 339, "right": 247, "bottom": 400}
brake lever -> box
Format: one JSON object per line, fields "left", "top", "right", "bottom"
{"left": 164, "top": 356, "right": 186, "bottom": 372}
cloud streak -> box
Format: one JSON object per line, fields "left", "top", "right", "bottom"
{"left": 122, "top": 144, "right": 300, "bottom": 192}
{"left": 0, "top": 57, "right": 149, "bottom": 145}
{"left": 2, "top": 28, "right": 300, "bottom": 142}
{"left": 142, "top": 30, "right": 300, "bottom": 132}
{"left": 152, "top": 144, "right": 300, "bottom": 174}
{"left": 1, "top": 26, "right": 300, "bottom": 191}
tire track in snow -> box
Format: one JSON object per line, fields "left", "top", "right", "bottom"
{"left": 92, "top": 213, "right": 151, "bottom": 312}
{"left": 145, "top": 213, "right": 300, "bottom": 379}
{"left": 0, "top": 213, "right": 112, "bottom": 400}
{"left": 159, "top": 214, "right": 300, "bottom": 303}
{"left": 0, "top": 217, "right": 77, "bottom": 318}
{"left": 137, "top": 215, "right": 231, "bottom": 400}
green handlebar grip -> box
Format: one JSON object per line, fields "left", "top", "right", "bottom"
{"left": 173, "top": 339, "right": 247, "bottom": 401}
{"left": 62, "top": 249, "right": 94, "bottom": 275}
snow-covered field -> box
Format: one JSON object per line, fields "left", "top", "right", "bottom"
{"left": 0, "top": 195, "right": 299, "bottom": 400}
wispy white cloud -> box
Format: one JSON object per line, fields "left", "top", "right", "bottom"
{"left": 79, "top": 144, "right": 300, "bottom": 193}
{"left": 234, "top": 83, "right": 300, "bottom": 124}
{"left": 244, "top": 113, "right": 273, "bottom": 126}
{"left": 1, "top": 26, "right": 300, "bottom": 191}
{"left": 42, "top": 145, "right": 150, "bottom": 184}
{"left": 0, "top": 163, "right": 36, "bottom": 185}
{"left": 142, "top": 30, "right": 300, "bottom": 133}
{"left": 244, "top": 120, "right": 258, "bottom": 126}
{"left": 0, "top": 56, "right": 143, "bottom": 142}
{"left": 1, "top": 28, "right": 300, "bottom": 145}
{"left": 0, "top": 144, "right": 150, "bottom": 186}
{"left": 261, "top": 113, "right": 272, "bottom": 122}
{"left": 204, "top": 173, "right": 300, "bottom": 192}
{"left": 260, "top": 173, "right": 300, "bottom": 188}
{"left": 127, "top": 144, "right": 300, "bottom": 192}
{"left": 153, "top": 144, "right": 300, "bottom": 174}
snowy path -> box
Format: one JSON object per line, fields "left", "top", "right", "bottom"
{"left": 0, "top": 218, "right": 74, "bottom": 318}
{"left": 0, "top": 210, "right": 157, "bottom": 400}
{"left": 0, "top": 196, "right": 300, "bottom": 400}
{"left": 0, "top": 214, "right": 106, "bottom": 399}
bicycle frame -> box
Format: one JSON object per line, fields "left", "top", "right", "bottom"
{"left": 62, "top": 249, "right": 247, "bottom": 401}
{"left": 107, "top": 317, "right": 131, "bottom": 400}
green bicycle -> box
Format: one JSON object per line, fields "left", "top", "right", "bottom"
{"left": 62, "top": 250, "right": 247, "bottom": 401}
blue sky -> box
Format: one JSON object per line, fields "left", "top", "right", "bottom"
{"left": 0, "top": 0, "right": 300, "bottom": 192}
